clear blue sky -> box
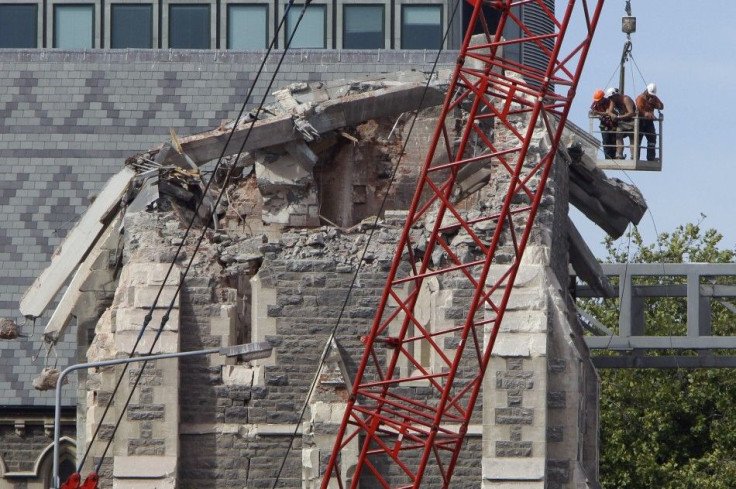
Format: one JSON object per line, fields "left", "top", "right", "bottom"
{"left": 563, "top": 0, "right": 736, "bottom": 257}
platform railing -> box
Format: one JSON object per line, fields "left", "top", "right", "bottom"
{"left": 588, "top": 113, "right": 663, "bottom": 169}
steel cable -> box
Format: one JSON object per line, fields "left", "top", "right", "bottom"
{"left": 78, "top": 0, "right": 298, "bottom": 474}
{"left": 268, "top": 0, "right": 464, "bottom": 486}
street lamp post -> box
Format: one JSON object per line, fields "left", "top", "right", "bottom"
{"left": 53, "top": 342, "right": 273, "bottom": 489}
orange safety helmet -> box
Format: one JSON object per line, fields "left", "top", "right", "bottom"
{"left": 592, "top": 89, "right": 605, "bottom": 101}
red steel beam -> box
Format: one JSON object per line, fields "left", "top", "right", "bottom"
{"left": 321, "top": 1, "right": 605, "bottom": 487}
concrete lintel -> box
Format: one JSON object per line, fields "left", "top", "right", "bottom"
{"left": 250, "top": 423, "right": 304, "bottom": 436}
{"left": 179, "top": 423, "right": 241, "bottom": 435}
{"left": 482, "top": 482, "right": 545, "bottom": 489}
{"left": 483, "top": 456, "right": 545, "bottom": 480}
{"left": 284, "top": 140, "right": 319, "bottom": 170}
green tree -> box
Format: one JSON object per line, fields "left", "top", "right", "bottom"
{"left": 582, "top": 223, "right": 736, "bottom": 488}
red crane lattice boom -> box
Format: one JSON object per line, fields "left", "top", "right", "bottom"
{"left": 322, "top": 1, "right": 605, "bottom": 487}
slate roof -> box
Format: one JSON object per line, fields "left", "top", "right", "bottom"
{"left": 0, "top": 48, "right": 456, "bottom": 406}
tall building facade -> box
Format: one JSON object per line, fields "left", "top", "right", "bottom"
{"left": 0, "top": 0, "right": 553, "bottom": 62}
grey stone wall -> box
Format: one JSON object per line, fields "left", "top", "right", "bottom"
{"left": 0, "top": 420, "right": 75, "bottom": 488}
{"left": 176, "top": 253, "right": 485, "bottom": 488}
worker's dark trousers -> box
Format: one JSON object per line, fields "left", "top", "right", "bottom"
{"left": 600, "top": 128, "right": 616, "bottom": 159}
{"left": 638, "top": 119, "right": 657, "bottom": 161}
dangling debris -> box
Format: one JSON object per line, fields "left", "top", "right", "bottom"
{"left": 0, "top": 318, "right": 19, "bottom": 340}
{"left": 32, "top": 367, "right": 68, "bottom": 391}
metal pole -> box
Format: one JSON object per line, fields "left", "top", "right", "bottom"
{"left": 52, "top": 348, "right": 218, "bottom": 489}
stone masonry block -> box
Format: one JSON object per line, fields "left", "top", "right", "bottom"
{"left": 496, "top": 441, "right": 532, "bottom": 457}
{"left": 311, "top": 401, "right": 347, "bottom": 424}
{"left": 114, "top": 455, "right": 176, "bottom": 489}
{"left": 114, "top": 455, "right": 177, "bottom": 478}
{"left": 496, "top": 370, "right": 534, "bottom": 390}
{"left": 115, "top": 307, "right": 179, "bottom": 333}
{"left": 122, "top": 262, "right": 180, "bottom": 287}
{"left": 489, "top": 289, "right": 545, "bottom": 312}
{"left": 486, "top": 263, "right": 544, "bottom": 290}
{"left": 490, "top": 333, "right": 547, "bottom": 357}
{"left": 210, "top": 313, "right": 236, "bottom": 345}
{"left": 498, "top": 310, "right": 548, "bottom": 334}
{"left": 547, "top": 391, "right": 566, "bottom": 409}
{"left": 483, "top": 456, "right": 545, "bottom": 481}
{"left": 221, "top": 365, "right": 255, "bottom": 386}
{"left": 495, "top": 407, "right": 533, "bottom": 425}
{"left": 132, "top": 285, "right": 180, "bottom": 309}
{"left": 114, "top": 330, "right": 179, "bottom": 355}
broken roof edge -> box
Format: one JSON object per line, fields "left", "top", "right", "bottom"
{"left": 21, "top": 71, "right": 646, "bottom": 331}
{"left": 19, "top": 167, "right": 135, "bottom": 320}
{"left": 561, "top": 118, "right": 648, "bottom": 239}
{"left": 127, "top": 70, "right": 451, "bottom": 170}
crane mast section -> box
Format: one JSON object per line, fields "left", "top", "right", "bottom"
{"left": 322, "top": 1, "right": 605, "bottom": 487}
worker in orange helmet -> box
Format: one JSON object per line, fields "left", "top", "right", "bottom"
{"left": 590, "top": 89, "right": 616, "bottom": 159}
{"left": 636, "top": 82, "right": 664, "bottom": 161}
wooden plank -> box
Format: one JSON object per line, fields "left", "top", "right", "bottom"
{"left": 20, "top": 167, "right": 135, "bottom": 318}
{"left": 42, "top": 212, "right": 123, "bottom": 342}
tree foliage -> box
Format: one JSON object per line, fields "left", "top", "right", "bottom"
{"left": 583, "top": 223, "right": 736, "bottom": 488}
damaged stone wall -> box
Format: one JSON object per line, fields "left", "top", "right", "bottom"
{"left": 41, "top": 64, "right": 603, "bottom": 489}
{"left": 0, "top": 50, "right": 460, "bottom": 489}
{"left": 75, "top": 91, "right": 492, "bottom": 488}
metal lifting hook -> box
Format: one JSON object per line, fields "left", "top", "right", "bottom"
{"left": 619, "top": 0, "right": 636, "bottom": 94}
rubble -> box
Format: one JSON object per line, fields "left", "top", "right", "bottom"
{"left": 32, "top": 367, "right": 67, "bottom": 391}
{"left": 0, "top": 318, "right": 20, "bottom": 340}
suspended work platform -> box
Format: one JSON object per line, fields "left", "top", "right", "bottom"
{"left": 589, "top": 114, "right": 663, "bottom": 171}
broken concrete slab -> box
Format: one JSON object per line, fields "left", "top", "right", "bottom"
{"left": 20, "top": 167, "right": 136, "bottom": 319}
{"left": 151, "top": 78, "right": 447, "bottom": 167}
{"left": 42, "top": 211, "right": 124, "bottom": 343}
{"left": 565, "top": 139, "right": 647, "bottom": 239}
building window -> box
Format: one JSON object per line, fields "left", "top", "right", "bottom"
{"left": 502, "top": 4, "right": 521, "bottom": 63}
{"left": 0, "top": 4, "right": 38, "bottom": 48}
{"left": 401, "top": 4, "right": 442, "bottom": 50}
{"left": 343, "top": 4, "right": 383, "bottom": 49}
{"left": 169, "top": 4, "right": 210, "bottom": 49}
{"left": 54, "top": 4, "right": 94, "bottom": 48}
{"left": 227, "top": 4, "right": 268, "bottom": 49}
{"left": 111, "top": 4, "right": 153, "bottom": 48}
{"left": 285, "top": 4, "right": 326, "bottom": 49}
